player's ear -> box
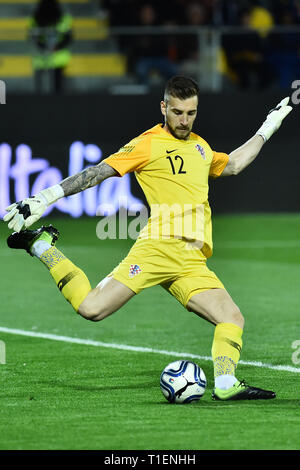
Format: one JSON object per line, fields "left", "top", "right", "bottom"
{"left": 160, "top": 100, "right": 166, "bottom": 117}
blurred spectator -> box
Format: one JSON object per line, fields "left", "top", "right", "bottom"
{"left": 100, "top": 0, "right": 300, "bottom": 89}
{"left": 102, "top": 0, "right": 185, "bottom": 26}
{"left": 186, "top": 2, "right": 211, "bottom": 26}
{"left": 101, "top": 0, "right": 300, "bottom": 26}
{"left": 267, "top": 6, "right": 300, "bottom": 88}
{"left": 222, "top": 6, "right": 274, "bottom": 89}
{"left": 176, "top": 2, "right": 210, "bottom": 79}
{"left": 131, "top": 3, "right": 178, "bottom": 85}
{"left": 294, "top": 0, "right": 300, "bottom": 23}
{"left": 273, "top": 0, "right": 300, "bottom": 23}
{"left": 29, "top": 0, "right": 73, "bottom": 93}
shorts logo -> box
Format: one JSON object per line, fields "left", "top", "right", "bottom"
{"left": 195, "top": 144, "right": 205, "bottom": 159}
{"left": 129, "top": 264, "right": 142, "bottom": 278}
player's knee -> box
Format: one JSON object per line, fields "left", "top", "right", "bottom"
{"left": 78, "top": 306, "right": 109, "bottom": 322}
{"left": 77, "top": 299, "right": 110, "bottom": 322}
{"left": 226, "top": 306, "right": 244, "bottom": 329}
{"left": 77, "top": 303, "right": 95, "bottom": 321}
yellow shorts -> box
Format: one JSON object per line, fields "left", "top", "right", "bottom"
{"left": 109, "top": 238, "right": 224, "bottom": 308}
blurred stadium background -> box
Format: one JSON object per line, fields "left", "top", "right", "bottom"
{"left": 1, "top": 0, "right": 300, "bottom": 94}
{"left": 1, "top": 0, "right": 300, "bottom": 452}
{"left": 0, "top": 0, "right": 299, "bottom": 219}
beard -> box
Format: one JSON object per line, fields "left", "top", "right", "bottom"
{"left": 166, "top": 118, "right": 191, "bottom": 140}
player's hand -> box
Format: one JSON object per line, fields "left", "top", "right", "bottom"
{"left": 4, "top": 196, "right": 48, "bottom": 232}
{"left": 3, "top": 184, "right": 64, "bottom": 232}
{"left": 256, "top": 97, "right": 293, "bottom": 142}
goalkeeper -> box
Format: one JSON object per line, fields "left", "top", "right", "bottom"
{"left": 4, "top": 76, "right": 292, "bottom": 401}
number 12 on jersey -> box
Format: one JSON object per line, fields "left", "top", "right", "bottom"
{"left": 166, "top": 155, "right": 186, "bottom": 174}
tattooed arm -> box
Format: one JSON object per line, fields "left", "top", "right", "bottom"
{"left": 60, "top": 161, "right": 118, "bottom": 196}
{"left": 3, "top": 161, "right": 119, "bottom": 231}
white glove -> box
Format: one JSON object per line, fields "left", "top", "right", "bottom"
{"left": 3, "top": 184, "right": 64, "bottom": 232}
{"left": 256, "top": 97, "right": 293, "bottom": 142}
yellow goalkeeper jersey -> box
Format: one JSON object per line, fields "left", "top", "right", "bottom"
{"left": 104, "top": 124, "right": 229, "bottom": 258}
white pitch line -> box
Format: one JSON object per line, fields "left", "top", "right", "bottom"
{"left": 0, "top": 326, "right": 299, "bottom": 374}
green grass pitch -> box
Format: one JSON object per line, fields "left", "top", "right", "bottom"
{"left": 0, "top": 214, "right": 300, "bottom": 450}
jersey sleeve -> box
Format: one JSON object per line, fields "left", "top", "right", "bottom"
{"left": 103, "top": 135, "right": 151, "bottom": 176}
{"left": 209, "top": 151, "right": 230, "bottom": 178}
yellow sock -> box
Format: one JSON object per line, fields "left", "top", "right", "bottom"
{"left": 40, "top": 246, "right": 92, "bottom": 312}
{"left": 212, "top": 322, "right": 243, "bottom": 379}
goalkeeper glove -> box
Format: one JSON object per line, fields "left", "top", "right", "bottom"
{"left": 256, "top": 97, "right": 292, "bottom": 142}
{"left": 3, "top": 184, "right": 64, "bottom": 232}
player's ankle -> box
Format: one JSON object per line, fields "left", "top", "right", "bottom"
{"left": 215, "top": 374, "right": 238, "bottom": 390}
{"left": 30, "top": 240, "right": 51, "bottom": 257}
{"left": 30, "top": 231, "right": 54, "bottom": 257}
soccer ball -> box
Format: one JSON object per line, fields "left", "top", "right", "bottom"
{"left": 160, "top": 360, "right": 206, "bottom": 404}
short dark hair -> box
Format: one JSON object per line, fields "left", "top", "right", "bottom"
{"left": 164, "top": 75, "right": 199, "bottom": 102}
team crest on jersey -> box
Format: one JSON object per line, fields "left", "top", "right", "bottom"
{"left": 195, "top": 144, "right": 206, "bottom": 159}
{"left": 129, "top": 264, "right": 142, "bottom": 278}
